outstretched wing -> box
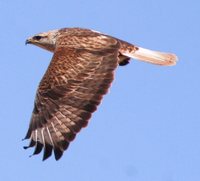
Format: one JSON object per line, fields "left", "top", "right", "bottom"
{"left": 24, "top": 33, "right": 120, "bottom": 160}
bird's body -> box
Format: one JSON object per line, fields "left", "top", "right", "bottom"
{"left": 25, "top": 27, "right": 177, "bottom": 160}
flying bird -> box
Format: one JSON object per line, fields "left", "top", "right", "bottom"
{"left": 24, "top": 27, "right": 178, "bottom": 160}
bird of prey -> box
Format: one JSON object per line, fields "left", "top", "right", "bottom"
{"left": 24, "top": 27, "right": 178, "bottom": 161}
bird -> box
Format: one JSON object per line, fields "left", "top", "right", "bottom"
{"left": 24, "top": 27, "right": 178, "bottom": 161}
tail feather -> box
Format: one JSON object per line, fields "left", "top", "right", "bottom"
{"left": 121, "top": 46, "right": 178, "bottom": 66}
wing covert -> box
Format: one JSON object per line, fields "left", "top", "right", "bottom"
{"left": 24, "top": 34, "right": 120, "bottom": 160}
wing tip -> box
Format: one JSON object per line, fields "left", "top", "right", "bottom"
{"left": 54, "top": 148, "right": 63, "bottom": 160}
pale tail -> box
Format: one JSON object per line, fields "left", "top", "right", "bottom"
{"left": 123, "top": 47, "right": 178, "bottom": 66}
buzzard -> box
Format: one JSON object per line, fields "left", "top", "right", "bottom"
{"left": 24, "top": 27, "right": 178, "bottom": 160}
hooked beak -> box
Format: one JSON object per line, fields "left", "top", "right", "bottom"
{"left": 25, "top": 38, "right": 32, "bottom": 45}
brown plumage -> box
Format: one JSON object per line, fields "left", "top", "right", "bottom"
{"left": 24, "top": 28, "right": 178, "bottom": 160}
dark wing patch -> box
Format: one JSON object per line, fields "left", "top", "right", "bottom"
{"left": 24, "top": 33, "right": 120, "bottom": 160}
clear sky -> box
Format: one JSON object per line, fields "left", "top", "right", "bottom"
{"left": 0, "top": 0, "right": 199, "bottom": 181}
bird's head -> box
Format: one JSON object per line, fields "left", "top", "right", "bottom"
{"left": 26, "top": 29, "right": 59, "bottom": 52}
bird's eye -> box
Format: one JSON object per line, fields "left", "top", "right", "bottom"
{"left": 33, "top": 36, "right": 42, "bottom": 41}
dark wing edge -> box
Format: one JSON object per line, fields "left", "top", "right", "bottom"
{"left": 24, "top": 35, "right": 120, "bottom": 161}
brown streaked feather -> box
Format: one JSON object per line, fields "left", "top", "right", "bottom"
{"left": 25, "top": 27, "right": 178, "bottom": 161}
{"left": 24, "top": 33, "right": 120, "bottom": 160}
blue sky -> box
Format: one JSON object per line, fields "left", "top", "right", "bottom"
{"left": 1, "top": 0, "right": 200, "bottom": 180}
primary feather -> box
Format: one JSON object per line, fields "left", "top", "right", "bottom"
{"left": 24, "top": 28, "right": 178, "bottom": 160}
